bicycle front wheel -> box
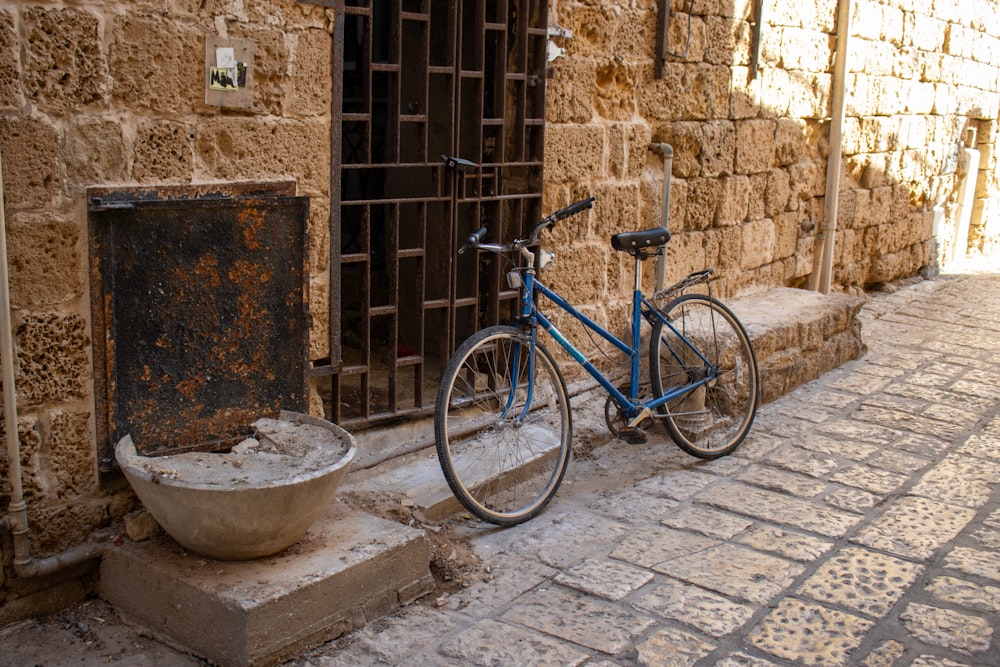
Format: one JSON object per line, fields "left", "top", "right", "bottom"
{"left": 649, "top": 294, "right": 759, "bottom": 458}
{"left": 435, "top": 325, "right": 572, "bottom": 525}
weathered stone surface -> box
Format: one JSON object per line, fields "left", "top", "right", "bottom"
{"left": 14, "top": 312, "right": 90, "bottom": 407}
{"left": 702, "top": 482, "right": 861, "bottom": 537}
{"left": 5, "top": 214, "right": 82, "bottom": 308}
{"left": 439, "top": 619, "right": 588, "bottom": 666}
{"left": 21, "top": 7, "right": 108, "bottom": 110}
{"left": 501, "top": 587, "right": 655, "bottom": 655}
{"left": 554, "top": 558, "right": 653, "bottom": 601}
{"left": 851, "top": 496, "right": 976, "bottom": 560}
{"left": 661, "top": 505, "right": 754, "bottom": 540}
{"left": 795, "top": 546, "right": 924, "bottom": 618}
{"left": 635, "top": 626, "right": 715, "bottom": 666}
{"left": 748, "top": 597, "right": 874, "bottom": 665}
{"left": 654, "top": 543, "right": 804, "bottom": 605}
{"left": 633, "top": 578, "right": 755, "bottom": 637}
{"left": 899, "top": 603, "right": 993, "bottom": 656}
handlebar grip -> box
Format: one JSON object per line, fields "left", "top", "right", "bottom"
{"left": 459, "top": 227, "right": 488, "bottom": 253}
{"left": 552, "top": 196, "right": 595, "bottom": 222}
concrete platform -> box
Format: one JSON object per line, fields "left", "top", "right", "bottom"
{"left": 97, "top": 504, "right": 434, "bottom": 667}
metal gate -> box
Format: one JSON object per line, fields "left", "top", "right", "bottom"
{"left": 317, "top": 0, "right": 548, "bottom": 428}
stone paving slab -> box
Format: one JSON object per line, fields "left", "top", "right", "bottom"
{"left": 5, "top": 268, "right": 1000, "bottom": 666}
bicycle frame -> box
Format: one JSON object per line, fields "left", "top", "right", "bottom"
{"left": 517, "top": 270, "right": 718, "bottom": 423}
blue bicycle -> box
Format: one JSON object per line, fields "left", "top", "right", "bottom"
{"left": 434, "top": 197, "right": 760, "bottom": 525}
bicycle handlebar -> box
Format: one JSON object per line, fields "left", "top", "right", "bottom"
{"left": 458, "top": 197, "right": 595, "bottom": 255}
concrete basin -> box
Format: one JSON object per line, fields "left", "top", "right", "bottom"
{"left": 115, "top": 411, "right": 356, "bottom": 561}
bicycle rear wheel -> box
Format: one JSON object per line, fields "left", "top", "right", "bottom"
{"left": 649, "top": 294, "right": 759, "bottom": 458}
{"left": 435, "top": 325, "right": 572, "bottom": 525}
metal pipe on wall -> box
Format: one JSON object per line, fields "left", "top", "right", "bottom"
{"left": 651, "top": 143, "right": 674, "bottom": 292}
{"left": 0, "top": 149, "right": 105, "bottom": 578}
{"left": 808, "top": 0, "right": 852, "bottom": 294}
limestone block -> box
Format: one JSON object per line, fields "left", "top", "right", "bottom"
{"left": 702, "top": 120, "right": 736, "bottom": 177}
{"left": 667, "top": 176, "right": 689, "bottom": 231}
{"left": 704, "top": 17, "right": 751, "bottom": 67}
{"left": 786, "top": 72, "right": 830, "bottom": 119}
{"left": 560, "top": 4, "right": 619, "bottom": 58}
{"left": 0, "top": 417, "right": 42, "bottom": 503}
{"left": 663, "top": 231, "right": 707, "bottom": 284}
{"left": 773, "top": 211, "right": 801, "bottom": 259}
{"left": 5, "top": 213, "right": 82, "bottom": 308}
{"left": 30, "top": 501, "right": 106, "bottom": 554}
{"left": 869, "top": 186, "right": 893, "bottom": 227}
{"left": 0, "top": 10, "right": 20, "bottom": 111}
{"left": 735, "top": 119, "right": 776, "bottom": 175}
{"left": 706, "top": 225, "right": 742, "bottom": 274}
{"left": 774, "top": 118, "right": 805, "bottom": 166}
{"left": 668, "top": 12, "right": 707, "bottom": 63}
{"left": 309, "top": 274, "right": 329, "bottom": 362}
{"left": 546, "top": 58, "right": 597, "bottom": 124}
{"left": 545, "top": 243, "right": 610, "bottom": 308}
{"left": 787, "top": 159, "right": 824, "bottom": 206}
{"left": 591, "top": 183, "right": 641, "bottom": 241}
{"left": 715, "top": 175, "right": 751, "bottom": 227}
{"left": 21, "top": 7, "right": 108, "bottom": 111}
{"left": 287, "top": 28, "right": 332, "bottom": 117}
{"left": 638, "top": 62, "right": 686, "bottom": 121}
{"left": 729, "top": 66, "right": 762, "bottom": 120}
{"left": 0, "top": 116, "right": 61, "bottom": 209}
{"left": 656, "top": 121, "right": 703, "bottom": 178}
{"left": 195, "top": 117, "right": 330, "bottom": 194}
{"left": 685, "top": 177, "right": 722, "bottom": 231}
{"left": 733, "top": 173, "right": 760, "bottom": 223}
{"left": 134, "top": 120, "right": 194, "bottom": 182}
{"left": 543, "top": 123, "right": 605, "bottom": 183}
{"left": 308, "top": 198, "right": 331, "bottom": 273}
{"left": 110, "top": 13, "right": 203, "bottom": 114}
{"left": 757, "top": 67, "right": 792, "bottom": 117}
{"left": 596, "top": 60, "right": 639, "bottom": 121}
{"left": 46, "top": 410, "right": 94, "bottom": 499}
{"left": 780, "top": 27, "right": 833, "bottom": 71}
{"left": 235, "top": 24, "right": 291, "bottom": 116}
{"left": 907, "top": 13, "right": 946, "bottom": 52}
{"left": 685, "top": 63, "right": 731, "bottom": 120}
{"left": 765, "top": 168, "right": 791, "bottom": 217}
{"left": 63, "top": 117, "right": 128, "bottom": 191}
{"left": 14, "top": 312, "right": 90, "bottom": 408}
{"left": 615, "top": 7, "right": 658, "bottom": 60}
{"left": 740, "top": 218, "right": 775, "bottom": 270}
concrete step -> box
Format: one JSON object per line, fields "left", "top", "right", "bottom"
{"left": 98, "top": 505, "right": 434, "bottom": 667}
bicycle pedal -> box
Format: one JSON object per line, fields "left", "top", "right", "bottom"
{"left": 619, "top": 427, "right": 648, "bottom": 445}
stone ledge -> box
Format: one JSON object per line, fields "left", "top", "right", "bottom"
{"left": 728, "top": 287, "right": 866, "bottom": 403}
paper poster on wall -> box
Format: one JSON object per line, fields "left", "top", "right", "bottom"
{"left": 205, "top": 36, "right": 253, "bottom": 108}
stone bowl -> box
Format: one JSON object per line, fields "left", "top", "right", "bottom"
{"left": 115, "top": 411, "right": 356, "bottom": 561}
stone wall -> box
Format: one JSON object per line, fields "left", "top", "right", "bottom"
{"left": 0, "top": 0, "right": 334, "bottom": 621}
{"left": 0, "top": 0, "right": 999, "bottom": 621}
{"left": 543, "top": 0, "right": 1000, "bottom": 315}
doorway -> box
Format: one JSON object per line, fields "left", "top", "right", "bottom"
{"left": 318, "top": 0, "right": 548, "bottom": 428}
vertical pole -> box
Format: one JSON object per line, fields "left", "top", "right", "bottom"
{"left": 810, "top": 0, "right": 852, "bottom": 294}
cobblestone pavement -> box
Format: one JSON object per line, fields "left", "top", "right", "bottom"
{"left": 3, "top": 262, "right": 999, "bottom": 666}
{"left": 298, "top": 262, "right": 1000, "bottom": 667}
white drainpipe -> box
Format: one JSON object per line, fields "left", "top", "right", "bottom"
{"left": 809, "top": 0, "right": 852, "bottom": 294}
{"left": 0, "top": 148, "right": 105, "bottom": 577}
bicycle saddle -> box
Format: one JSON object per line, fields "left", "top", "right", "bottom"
{"left": 611, "top": 228, "right": 671, "bottom": 253}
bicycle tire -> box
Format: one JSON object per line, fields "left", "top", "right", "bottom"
{"left": 649, "top": 294, "right": 759, "bottom": 458}
{"left": 434, "top": 325, "right": 572, "bottom": 525}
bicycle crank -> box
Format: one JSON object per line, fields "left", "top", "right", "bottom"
{"left": 604, "top": 387, "right": 653, "bottom": 444}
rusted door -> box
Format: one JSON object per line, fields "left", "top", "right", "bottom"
{"left": 320, "top": 0, "right": 548, "bottom": 428}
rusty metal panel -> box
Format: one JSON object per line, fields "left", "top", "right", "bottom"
{"left": 89, "top": 195, "right": 310, "bottom": 469}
